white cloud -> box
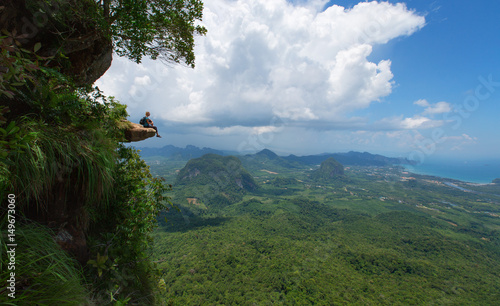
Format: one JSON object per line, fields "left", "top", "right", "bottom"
{"left": 98, "top": 0, "right": 425, "bottom": 126}
{"left": 252, "top": 125, "right": 281, "bottom": 135}
{"left": 134, "top": 75, "right": 151, "bottom": 86}
{"left": 414, "top": 99, "right": 452, "bottom": 115}
{"left": 96, "top": 0, "right": 430, "bottom": 154}
{"left": 440, "top": 133, "right": 478, "bottom": 151}
{"left": 375, "top": 115, "right": 444, "bottom": 130}
{"left": 414, "top": 99, "right": 430, "bottom": 107}
{"left": 424, "top": 101, "right": 452, "bottom": 115}
{"left": 462, "top": 133, "right": 475, "bottom": 141}
{"left": 202, "top": 125, "right": 251, "bottom": 136}
{"left": 168, "top": 91, "right": 211, "bottom": 124}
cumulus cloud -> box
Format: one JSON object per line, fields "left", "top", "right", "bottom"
{"left": 97, "top": 0, "right": 425, "bottom": 129}
{"left": 414, "top": 99, "right": 430, "bottom": 107}
{"left": 374, "top": 115, "right": 444, "bottom": 130}
{"left": 425, "top": 102, "right": 452, "bottom": 115}
{"left": 414, "top": 99, "right": 452, "bottom": 115}
{"left": 401, "top": 116, "right": 434, "bottom": 129}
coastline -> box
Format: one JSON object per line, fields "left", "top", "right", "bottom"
{"left": 402, "top": 159, "right": 500, "bottom": 184}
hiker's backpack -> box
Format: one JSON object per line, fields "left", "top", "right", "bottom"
{"left": 139, "top": 116, "right": 147, "bottom": 126}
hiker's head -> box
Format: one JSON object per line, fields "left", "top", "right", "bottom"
{"left": 146, "top": 111, "right": 151, "bottom": 117}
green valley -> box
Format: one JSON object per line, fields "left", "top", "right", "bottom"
{"left": 145, "top": 149, "right": 500, "bottom": 305}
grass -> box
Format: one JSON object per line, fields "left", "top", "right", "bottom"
{"left": 10, "top": 120, "right": 117, "bottom": 212}
{"left": 0, "top": 222, "right": 90, "bottom": 305}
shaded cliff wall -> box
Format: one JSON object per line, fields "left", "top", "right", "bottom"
{"left": 0, "top": 0, "right": 112, "bottom": 85}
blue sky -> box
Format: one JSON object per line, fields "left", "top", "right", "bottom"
{"left": 96, "top": 0, "right": 500, "bottom": 161}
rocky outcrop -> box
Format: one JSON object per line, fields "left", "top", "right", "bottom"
{"left": 124, "top": 122, "right": 157, "bottom": 142}
{"left": 0, "top": 0, "right": 112, "bottom": 85}
{"left": 64, "top": 33, "right": 113, "bottom": 85}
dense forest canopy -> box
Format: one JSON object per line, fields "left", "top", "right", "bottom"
{"left": 148, "top": 153, "right": 500, "bottom": 304}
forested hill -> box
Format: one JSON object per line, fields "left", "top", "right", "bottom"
{"left": 174, "top": 154, "right": 258, "bottom": 209}
{"left": 239, "top": 149, "right": 303, "bottom": 172}
{"left": 284, "top": 151, "right": 415, "bottom": 166}
{"left": 310, "top": 157, "right": 345, "bottom": 181}
{"left": 176, "top": 154, "right": 257, "bottom": 193}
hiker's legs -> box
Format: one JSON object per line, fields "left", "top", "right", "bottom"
{"left": 151, "top": 126, "right": 161, "bottom": 137}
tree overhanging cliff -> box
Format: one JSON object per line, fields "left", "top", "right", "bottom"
{"left": 0, "top": 0, "right": 206, "bottom": 84}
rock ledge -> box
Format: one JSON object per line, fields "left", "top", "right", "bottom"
{"left": 124, "top": 122, "right": 157, "bottom": 142}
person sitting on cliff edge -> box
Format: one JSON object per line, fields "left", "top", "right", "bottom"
{"left": 140, "top": 111, "right": 162, "bottom": 138}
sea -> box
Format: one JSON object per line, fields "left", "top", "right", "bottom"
{"left": 402, "top": 158, "right": 500, "bottom": 184}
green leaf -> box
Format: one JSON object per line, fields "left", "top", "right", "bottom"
{"left": 7, "top": 126, "right": 19, "bottom": 136}
{"left": 34, "top": 42, "right": 42, "bottom": 52}
{"left": 5, "top": 121, "right": 15, "bottom": 132}
{"left": 2, "top": 91, "right": 14, "bottom": 98}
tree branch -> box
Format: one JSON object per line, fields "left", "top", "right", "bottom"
{"left": 103, "top": 0, "right": 110, "bottom": 20}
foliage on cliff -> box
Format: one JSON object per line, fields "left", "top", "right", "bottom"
{"left": 0, "top": 24, "right": 174, "bottom": 305}
{"left": 1, "top": 0, "right": 207, "bottom": 303}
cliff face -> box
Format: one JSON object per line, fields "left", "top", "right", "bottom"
{"left": 1, "top": 1, "right": 113, "bottom": 263}
{"left": 2, "top": 1, "right": 163, "bottom": 266}
{"left": 0, "top": 0, "right": 112, "bottom": 85}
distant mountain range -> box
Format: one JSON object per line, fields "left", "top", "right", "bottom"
{"left": 136, "top": 145, "right": 415, "bottom": 166}
{"left": 284, "top": 151, "right": 415, "bottom": 166}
